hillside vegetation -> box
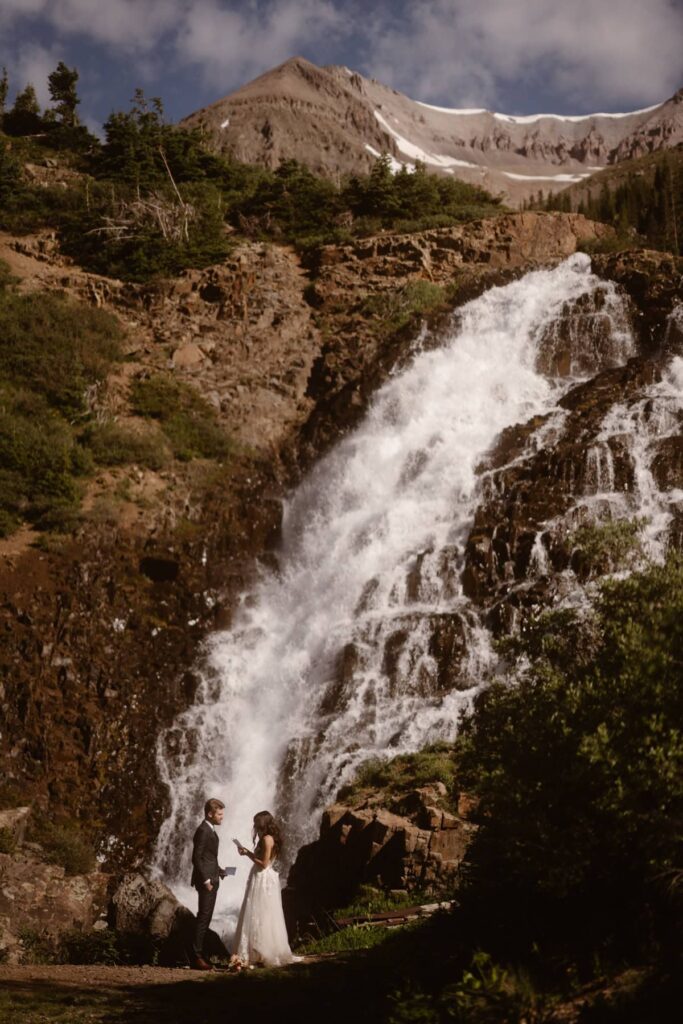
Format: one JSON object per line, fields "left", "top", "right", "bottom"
{"left": 532, "top": 145, "right": 683, "bottom": 254}
{"left": 0, "top": 65, "right": 505, "bottom": 283}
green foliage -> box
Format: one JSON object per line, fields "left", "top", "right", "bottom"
{"left": 0, "top": 138, "right": 22, "bottom": 205}
{"left": 298, "top": 922, "right": 407, "bottom": 955}
{"left": 389, "top": 952, "right": 552, "bottom": 1024}
{"left": 4, "top": 84, "right": 42, "bottom": 136}
{"left": 571, "top": 517, "right": 645, "bottom": 575}
{"left": 334, "top": 885, "right": 431, "bottom": 920}
{"left": 338, "top": 742, "right": 456, "bottom": 805}
{"left": 0, "top": 826, "right": 17, "bottom": 854}
{"left": 357, "top": 280, "right": 448, "bottom": 337}
{"left": 540, "top": 146, "right": 683, "bottom": 255}
{"left": 48, "top": 62, "right": 80, "bottom": 129}
{"left": 455, "top": 555, "right": 683, "bottom": 960}
{"left": 129, "top": 374, "right": 231, "bottom": 461}
{"left": 30, "top": 820, "right": 96, "bottom": 876}
{"left": 0, "top": 388, "right": 83, "bottom": 534}
{"left": 82, "top": 419, "right": 170, "bottom": 470}
{"left": 18, "top": 927, "right": 59, "bottom": 965}
{"left": 0, "top": 289, "right": 122, "bottom": 416}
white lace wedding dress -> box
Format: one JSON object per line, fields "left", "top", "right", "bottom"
{"left": 232, "top": 863, "right": 294, "bottom": 966}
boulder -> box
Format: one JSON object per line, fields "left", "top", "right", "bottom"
{"left": 109, "top": 873, "right": 228, "bottom": 965}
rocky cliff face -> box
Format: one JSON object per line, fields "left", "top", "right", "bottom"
{"left": 0, "top": 214, "right": 680, "bottom": 903}
{"left": 181, "top": 57, "right": 683, "bottom": 204}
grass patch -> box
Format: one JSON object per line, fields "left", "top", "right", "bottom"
{"left": 298, "top": 922, "right": 408, "bottom": 956}
{"left": 129, "top": 375, "right": 232, "bottom": 461}
{"left": 337, "top": 742, "right": 456, "bottom": 807}
{"left": 333, "top": 885, "right": 432, "bottom": 919}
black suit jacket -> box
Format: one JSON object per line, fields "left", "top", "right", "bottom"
{"left": 191, "top": 820, "right": 223, "bottom": 890}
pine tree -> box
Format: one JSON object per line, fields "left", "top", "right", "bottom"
{"left": 5, "top": 83, "right": 43, "bottom": 136}
{"left": 0, "top": 67, "right": 8, "bottom": 129}
{"left": 48, "top": 61, "right": 80, "bottom": 128}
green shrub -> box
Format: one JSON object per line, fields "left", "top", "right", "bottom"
{"left": 35, "top": 821, "right": 97, "bottom": 876}
{"left": 0, "top": 389, "right": 83, "bottom": 534}
{"left": 130, "top": 374, "right": 231, "bottom": 461}
{"left": 455, "top": 555, "right": 683, "bottom": 961}
{"left": 59, "top": 928, "right": 121, "bottom": 965}
{"left": 298, "top": 922, "right": 406, "bottom": 955}
{"left": 82, "top": 419, "right": 170, "bottom": 469}
{"left": 571, "top": 517, "right": 645, "bottom": 575}
{"left": 356, "top": 280, "right": 449, "bottom": 337}
{"left": 389, "top": 952, "right": 552, "bottom": 1024}
{"left": 0, "top": 290, "right": 122, "bottom": 417}
{"left": 19, "top": 927, "right": 59, "bottom": 965}
{"left": 338, "top": 742, "right": 456, "bottom": 806}
{"left": 0, "top": 826, "right": 16, "bottom": 854}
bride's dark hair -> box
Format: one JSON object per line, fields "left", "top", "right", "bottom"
{"left": 252, "top": 810, "right": 283, "bottom": 858}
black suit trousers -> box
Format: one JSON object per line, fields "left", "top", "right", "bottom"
{"left": 193, "top": 883, "right": 218, "bottom": 957}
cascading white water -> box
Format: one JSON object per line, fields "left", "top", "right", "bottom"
{"left": 155, "top": 253, "right": 637, "bottom": 931}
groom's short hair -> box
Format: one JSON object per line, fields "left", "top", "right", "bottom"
{"left": 204, "top": 798, "right": 225, "bottom": 817}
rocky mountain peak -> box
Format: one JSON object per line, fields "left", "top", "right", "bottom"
{"left": 181, "top": 58, "right": 682, "bottom": 204}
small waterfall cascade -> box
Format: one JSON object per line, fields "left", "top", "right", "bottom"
{"left": 155, "top": 254, "right": 638, "bottom": 925}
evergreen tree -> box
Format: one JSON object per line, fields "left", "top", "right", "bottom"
{"left": 0, "top": 67, "right": 8, "bottom": 129}
{"left": 48, "top": 61, "right": 80, "bottom": 128}
{"left": 5, "top": 83, "right": 43, "bottom": 136}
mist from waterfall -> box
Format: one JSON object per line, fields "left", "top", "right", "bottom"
{"left": 155, "top": 253, "right": 637, "bottom": 931}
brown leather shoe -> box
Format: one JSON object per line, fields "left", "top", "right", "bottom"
{"left": 192, "top": 956, "right": 213, "bottom": 971}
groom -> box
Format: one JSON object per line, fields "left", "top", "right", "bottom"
{"left": 190, "top": 797, "right": 233, "bottom": 970}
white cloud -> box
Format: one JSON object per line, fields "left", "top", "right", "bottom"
{"left": 363, "top": 0, "right": 683, "bottom": 110}
{"left": 176, "top": 0, "right": 345, "bottom": 89}
{"left": 12, "top": 42, "right": 61, "bottom": 107}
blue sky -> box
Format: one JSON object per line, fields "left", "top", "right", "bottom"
{"left": 1, "top": 0, "right": 681, "bottom": 132}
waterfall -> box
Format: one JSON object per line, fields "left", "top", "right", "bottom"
{"left": 155, "top": 253, "right": 637, "bottom": 929}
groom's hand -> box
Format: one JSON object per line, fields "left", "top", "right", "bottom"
{"left": 204, "top": 880, "right": 213, "bottom": 892}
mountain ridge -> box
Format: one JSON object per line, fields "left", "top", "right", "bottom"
{"left": 181, "top": 57, "right": 683, "bottom": 204}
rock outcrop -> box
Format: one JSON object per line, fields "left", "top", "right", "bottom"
{"left": 0, "top": 826, "right": 110, "bottom": 964}
{"left": 286, "top": 784, "right": 475, "bottom": 930}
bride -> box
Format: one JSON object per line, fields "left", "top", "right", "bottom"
{"left": 232, "top": 810, "right": 294, "bottom": 967}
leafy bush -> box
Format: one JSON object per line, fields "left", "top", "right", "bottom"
{"left": 59, "top": 928, "right": 121, "bottom": 966}
{"left": 18, "top": 927, "right": 59, "bottom": 965}
{"left": 571, "top": 517, "right": 645, "bottom": 575}
{"left": 130, "top": 374, "right": 231, "bottom": 461}
{"left": 0, "top": 389, "right": 84, "bottom": 535}
{"left": 82, "top": 419, "right": 170, "bottom": 470}
{"left": 357, "top": 280, "right": 448, "bottom": 337}
{"left": 34, "top": 821, "right": 97, "bottom": 876}
{"left": 0, "top": 826, "right": 16, "bottom": 854}
{"left": 455, "top": 555, "right": 683, "bottom": 961}
{"left": 0, "top": 290, "right": 122, "bottom": 417}
{"left": 389, "top": 952, "right": 552, "bottom": 1024}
